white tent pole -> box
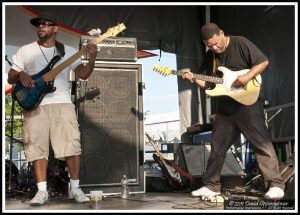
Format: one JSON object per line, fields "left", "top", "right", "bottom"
{"left": 205, "top": 6, "right": 212, "bottom": 123}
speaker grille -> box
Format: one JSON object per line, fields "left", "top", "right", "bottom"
{"left": 182, "top": 144, "right": 245, "bottom": 176}
{"left": 77, "top": 63, "right": 144, "bottom": 192}
{"left": 182, "top": 131, "right": 245, "bottom": 176}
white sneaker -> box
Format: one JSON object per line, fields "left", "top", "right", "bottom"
{"left": 264, "top": 187, "right": 284, "bottom": 200}
{"left": 30, "top": 190, "right": 49, "bottom": 206}
{"left": 69, "top": 188, "right": 90, "bottom": 203}
{"left": 191, "top": 186, "right": 221, "bottom": 200}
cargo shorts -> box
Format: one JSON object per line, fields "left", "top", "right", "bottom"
{"left": 23, "top": 103, "right": 82, "bottom": 162}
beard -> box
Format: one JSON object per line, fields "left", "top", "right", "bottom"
{"left": 37, "top": 31, "right": 54, "bottom": 41}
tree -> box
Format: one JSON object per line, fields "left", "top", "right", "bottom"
{"left": 5, "top": 94, "right": 23, "bottom": 151}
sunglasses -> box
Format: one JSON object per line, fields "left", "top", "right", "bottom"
{"left": 36, "top": 21, "right": 56, "bottom": 28}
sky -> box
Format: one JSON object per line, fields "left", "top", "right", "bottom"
{"left": 137, "top": 50, "right": 179, "bottom": 116}
{"left": 4, "top": 46, "right": 179, "bottom": 116}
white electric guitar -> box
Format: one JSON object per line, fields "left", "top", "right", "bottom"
{"left": 152, "top": 65, "right": 261, "bottom": 105}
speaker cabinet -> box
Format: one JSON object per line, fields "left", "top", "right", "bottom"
{"left": 182, "top": 144, "right": 245, "bottom": 176}
{"left": 182, "top": 132, "right": 245, "bottom": 176}
{"left": 77, "top": 62, "right": 144, "bottom": 194}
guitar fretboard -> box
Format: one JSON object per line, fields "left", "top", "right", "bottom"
{"left": 42, "top": 30, "right": 122, "bottom": 82}
{"left": 145, "top": 133, "right": 167, "bottom": 161}
{"left": 43, "top": 50, "right": 85, "bottom": 82}
{"left": 172, "top": 70, "right": 223, "bottom": 84}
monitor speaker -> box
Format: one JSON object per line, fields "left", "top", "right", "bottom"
{"left": 76, "top": 62, "right": 144, "bottom": 194}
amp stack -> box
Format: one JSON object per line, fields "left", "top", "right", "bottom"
{"left": 76, "top": 35, "right": 144, "bottom": 195}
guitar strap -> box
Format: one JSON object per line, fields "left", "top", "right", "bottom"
{"left": 203, "top": 52, "right": 217, "bottom": 90}
{"left": 46, "top": 41, "right": 65, "bottom": 87}
{"left": 55, "top": 40, "right": 65, "bottom": 57}
{"left": 212, "top": 52, "right": 216, "bottom": 74}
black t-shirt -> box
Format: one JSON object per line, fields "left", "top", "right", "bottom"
{"left": 199, "top": 36, "right": 268, "bottom": 115}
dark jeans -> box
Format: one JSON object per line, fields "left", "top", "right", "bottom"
{"left": 202, "top": 102, "right": 285, "bottom": 192}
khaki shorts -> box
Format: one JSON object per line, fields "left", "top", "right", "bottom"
{"left": 23, "top": 103, "right": 82, "bottom": 162}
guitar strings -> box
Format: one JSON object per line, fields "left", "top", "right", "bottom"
{"left": 17, "top": 77, "right": 44, "bottom": 102}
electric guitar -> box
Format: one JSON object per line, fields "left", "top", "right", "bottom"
{"left": 13, "top": 23, "right": 126, "bottom": 110}
{"left": 145, "top": 133, "right": 194, "bottom": 190}
{"left": 152, "top": 65, "right": 261, "bottom": 105}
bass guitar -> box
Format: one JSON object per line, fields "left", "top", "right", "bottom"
{"left": 13, "top": 23, "right": 126, "bottom": 110}
{"left": 145, "top": 133, "right": 194, "bottom": 190}
{"left": 152, "top": 65, "right": 261, "bottom": 105}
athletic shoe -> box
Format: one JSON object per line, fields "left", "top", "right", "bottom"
{"left": 191, "top": 186, "right": 221, "bottom": 200}
{"left": 264, "top": 187, "right": 284, "bottom": 200}
{"left": 30, "top": 190, "right": 48, "bottom": 206}
{"left": 69, "top": 188, "right": 90, "bottom": 203}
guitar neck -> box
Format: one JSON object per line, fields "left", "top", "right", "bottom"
{"left": 172, "top": 69, "right": 223, "bottom": 84}
{"left": 42, "top": 34, "right": 109, "bottom": 82}
{"left": 145, "top": 133, "right": 166, "bottom": 161}
{"left": 90, "top": 34, "right": 110, "bottom": 45}
{"left": 43, "top": 49, "right": 85, "bottom": 82}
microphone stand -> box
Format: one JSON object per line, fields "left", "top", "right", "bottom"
{"left": 5, "top": 55, "right": 15, "bottom": 192}
{"left": 8, "top": 94, "right": 16, "bottom": 192}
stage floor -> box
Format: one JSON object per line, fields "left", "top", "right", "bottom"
{"left": 5, "top": 190, "right": 297, "bottom": 212}
{"left": 4, "top": 175, "right": 296, "bottom": 212}
{"left": 5, "top": 191, "right": 225, "bottom": 212}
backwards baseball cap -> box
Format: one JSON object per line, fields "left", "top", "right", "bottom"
{"left": 30, "top": 12, "right": 59, "bottom": 26}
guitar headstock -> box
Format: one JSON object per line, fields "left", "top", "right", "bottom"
{"left": 104, "top": 23, "right": 126, "bottom": 37}
{"left": 152, "top": 65, "right": 172, "bottom": 76}
{"left": 91, "top": 23, "right": 126, "bottom": 45}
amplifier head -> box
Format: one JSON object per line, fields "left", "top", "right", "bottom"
{"left": 80, "top": 36, "right": 137, "bottom": 62}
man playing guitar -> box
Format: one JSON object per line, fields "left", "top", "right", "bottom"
{"left": 182, "top": 23, "right": 285, "bottom": 201}
{"left": 7, "top": 11, "right": 97, "bottom": 206}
